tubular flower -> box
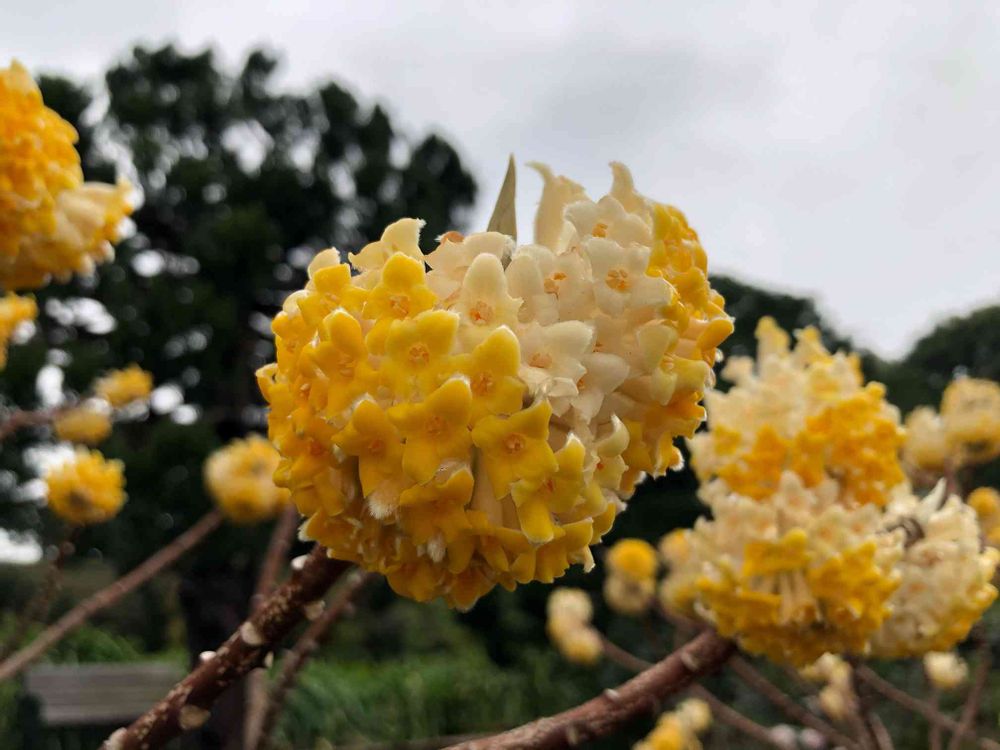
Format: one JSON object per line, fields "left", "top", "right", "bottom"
{"left": 204, "top": 435, "right": 290, "bottom": 524}
{"left": 44, "top": 448, "right": 125, "bottom": 526}
{"left": 92, "top": 364, "right": 153, "bottom": 408}
{"left": 53, "top": 403, "right": 112, "bottom": 445}
{"left": 0, "top": 61, "right": 133, "bottom": 291}
{"left": 923, "top": 651, "right": 968, "bottom": 691}
{"left": 634, "top": 699, "right": 712, "bottom": 750}
{"left": 546, "top": 587, "right": 603, "bottom": 665}
{"left": 604, "top": 538, "right": 658, "bottom": 615}
{"left": 0, "top": 292, "right": 36, "bottom": 367}
{"left": 799, "top": 654, "right": 855, "bottom": 722}
{"left": 258, "top": 164, "right": 732, "bottom": 608}
{"left": 689, "top": 319, "right": 906, "bottom": 507}
{"left": 664, "top": 472, "right": 902, "bottom": 666}
{"left": 869, "top": 484, "right": 999, "bottom": 658}
{"left": 968, "top": 487, "right": 1000, "bottom": 548}
{"left": 940, "top": 377, "right": 1000, "bottom": 467}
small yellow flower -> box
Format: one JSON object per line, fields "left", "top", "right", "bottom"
{"left": 45, "top": 448, "right": 126, "bottom": 526}
{"left": 634, "top": 699, "right": 712, "bottom": 750}
{"left": 457, "top": 326, "right": 525, "bottom": 420}
{"left": 333, "top": 399, "right": 405, "bottom": 501}
{"left": 363, "top": 252, "right": 437, "bottom": 350}
{"left": 93, "top": 364, "right": 153, "bottom": 408}
{"left": 381, "top": 309, "right": 459, "bottom": 397}
{"left": 472, "top": 400, "right": 558, "bottom": 496}
{"left": 204, "top": 435, "right": 289, "bottom": 524}
{"left": 53, "top": 404, "right": 112, "bottom": 445}
{"left": 607, "top": 538, "right": 659, "bottom": 582}
{"left": 924, "top": 651, "right": 968, "bottom": 691}
{"left": 0, "top": 292, "right": 37, "bottom": 367}
{"left": 546, "top": 587, "right": 603, "bottom": 665}
{"left": 940, "top": 377, "right": 1000, "bottom": 466}
{"left": 389, "top": 378, "right": 473, "bottom": 483}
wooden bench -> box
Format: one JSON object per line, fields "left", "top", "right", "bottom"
{"left": 24, "top": 662, "right": 183, "bottom": 727}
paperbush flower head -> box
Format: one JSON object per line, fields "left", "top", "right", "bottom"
{"left": 204, "top": 435, "right": 290, "bottom": 524}
{"left": 690, "top": 318, "right": 906, "bottom": 507}
{"left": 901, "top": 407, "right": 949, "bottom": 474}
{"left": 869, "top": 484, "right": 998, "bottom": 658}
{"left": 603, "top": 538, "right": 658, "bottom": 615}
{"left": 0, "top": 292, "right": 36, "bottom": 367}
{"left": 92, "top": 364, "right": 153, "bottom": 408}
{"left": 664, "top": 472, "right": 902, "bottom": 665}
{"left": 44, "top": 448, "right": 126, "bottom": 526}
{"left": 923, "top": 651, "right": 968, "bottom": 691}
{"left": 968, "top": 487, "right": 1000, "bottom": 547}
{"left": 258, "top": 163, "right": 732, "bottom": 608}
{"left": 939, "top": 377, "right": 1000, "bottom": 466}
{"left": 0, "top": 61, "right": 133, "bottom": 291}
{"left": 53, "top": 403, "right": 112, "bottom": 445}
{"left": 546, "top": 587, "right": 602, "bottom": 665}
{"left": 634, "top": 699, "right": 712, "bottom": 750}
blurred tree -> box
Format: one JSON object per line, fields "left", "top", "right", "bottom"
{"left": 0, "top": 43, "right": 475, "bottom": 748}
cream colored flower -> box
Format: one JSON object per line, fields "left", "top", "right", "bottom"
{"left": 902, "top": 406, "right": 950, "bottom": 474}
{"left": 425, "top": 231, "right": 513, "bottom": 303}
{"left": 546, "top": 587, "right": 603, "bottom": 665}
{"left": 923, "top": 651, "right": 968, "bottom": 691}
{"left": 940, "top": 377, "right": 1000, "bottom": 466}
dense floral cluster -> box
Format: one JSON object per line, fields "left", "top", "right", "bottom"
{"left": 661, "top": 320, "right": 996, "bottom": 665}
{"left": 545, "top": 587, "right": 602, "bottom": 665}
{"left": 0, "top": 291, "right": 37, "bottom": 367}
{"left": 903, "top": 378, "right": 1000, "bottom": 474}
{"left": 0, "top": 61, "right": 132, "bottom": 291}
{"left": 800, "top": 654, "right": 855, "bottom": 721}
{"left": 204, "top": 435, "right": 290, "bottom": 523}
{"left": 634, "top": 698, "right": 711, "bottom": 750}
{"left": 53, "top": 403, "right": 113, "bottom": 445}
{"left": 259, "top": 164, "right": 732, "bottom": 608}
{"left": 44, "top": 448, "right": 126, "bottom": 526}
{"left": 969, "top": 487, "right": 1000, "bottom": 548}
{"left": 603, "top": 538, "right": 658, "bottom": 615}
{"left": 92, "top": 364, "right": 154, "bottom": 408}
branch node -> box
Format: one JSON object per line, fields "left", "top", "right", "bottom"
{"left": 303, "top": 599, "right": 325, "bottom": 621}
{"left": 603, "top": 688, "right": 622, "bottom": 703}
{"left": 240, "top": 622, "right": 264, "bottom": 647}
{"left": 198, "top": 650, "right": 215, "bottom": 663}
{"left": 178, "top": 705, "right": 211, "bottom": 731}
{"left": 680, "top": 652, "right": 701, "bottom": 671}
{"left": 291, "top": 554, "right": 308, "bottom": 571}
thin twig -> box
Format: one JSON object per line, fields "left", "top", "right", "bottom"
{"left": 442, "top": 630, "right": 734, "bottom": 750}
{"left": 0, "top": 405, "right": 69, "bottom": 442}
{"left": 0, "top": 510, "right": 223, "bottom": 682}
{"left": 245, "top": 503, "right": 302, "bottom": 749}
{"left": 600, "top": 636, "right": 785, "bottom": 748}
{"left": 0, "top": 526, "right": 78, "bottom": 659}
{"left": 256, "top": 569, "right": 376, "bottom": 750}
{"left": 930, "top": 690, "right": 943, "bottom": 750}
{"left": 334, "top": 733, "right": 491, "bottom": 750}
{"left": 855, "top": 666, "right": 1000, "bottom": 750}
{"left": 849, "top": 660, "right": 893, "bottom": 750}
{"left": 728, "top": 655, "right": 862, "bottom": 750}
{"left": 947, "top": 642, "right": 992, "bottom": 750}
{"left": 100, "top": 544, "right": 349, "bottom": 750}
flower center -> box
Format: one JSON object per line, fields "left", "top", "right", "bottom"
{"left": 529, "top": 352, "right": 552, "bottom": 369}
{"left": 469, "top": 300, "right": 494, "bottom": 325}
{"left": 335, "top": 352, "right": 356, "bottom": 379}
{"left": 605, "top": 268, "right": 630, "bottom": 292}
{"left": 408, "top": 343, "right": 431, "bottom": 366}
{"left": 425, "top": 415, "right": 446, "bottom": 437}
{"left": 592, "top": 222, "right": 608, "bottom": 238}
{"left": 389, "top": 294, "right": 411, "bottom": 317}
{"left": 503, "top": 433, "right": 526, "bottom": 455}
{"left": 368, "top": 438, "right": 385, "bottom": 456}
{"left": 471, "top": 371, "right": 494, "bottom": 396}
{"left": 543, "top": 272, "right": 567, "bottom": 296}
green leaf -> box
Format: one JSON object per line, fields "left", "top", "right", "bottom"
{"left": 486, "top": 155, "right": 517, "bottom": 240}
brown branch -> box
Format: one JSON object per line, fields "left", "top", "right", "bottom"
{"left": 0, "top": 405, "right": 68, "bottom": 442}
{"left": 947, "top": 642, "right": 993, "bottom": 750}
{"left": 100, "top": 544, "right": 350, "bottom": 750}
{"left": 849, "top": 661, "right": 893, "bottom": 750}
{"left": 728, "top": 655, "right": 862, "bottom": 750}
{"left": 244, "top": 503, "right": 302, "bottom": 749}
{"left": 442, "top": 630, "right": 734, "bottom": 750}
{"left": 930, "top": 690, "right": 943, "bottom": 750}
{"left": 855, "top": 666, "right": 1000, "bottom": 750}
{"left": 0, "top": 526, "right": 78, "bottom": 659}
{"left": 256, "top": 569, "right": 376, "bottom": 750}
{"left": 335, "top": 733, "right": 491, "bottom": 750}
{"left": 0, "top": 510, "right": 223, "bottom": 682}
{"left": 599, "top": 636, "right": 785, "bottom": 748}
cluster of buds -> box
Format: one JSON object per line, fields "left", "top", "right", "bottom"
{"left": 0, "top": 61, "right": 132, "bottom": 292}
{"left": 799, "top": 654, "right": 856, "bottom": 722}
{"left": 0, "top": 291, "right": 37, "bottom": 368}
{"left": 545, "top": 588, "right": 602, "bottom": 665}
{"left": 204, "top": 435, "right": 290, "bottom": 523}
{"left": 923, "top": 651, "right": 968, "bottom": 691}
{"left": 44, "top": 448, "right": 126, "bottom": 526}
{"left": 258, "top": 164, "right": 732, "bottom": 608}
{"left": 50, "top": 364, "right": 155, "bottom": 446}
{"left": 634, "top": 698, "right": 712, "bottom": 750}
{"left": 603, "top": 538, "right": 658, "bottom": 615}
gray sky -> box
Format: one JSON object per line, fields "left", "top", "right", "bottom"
{"left": 3, "top": 0, "right": 999, "bottom": 357}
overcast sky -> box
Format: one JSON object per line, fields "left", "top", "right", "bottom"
{"left": 2, "top": 0, "right": 999, "bottom": 357}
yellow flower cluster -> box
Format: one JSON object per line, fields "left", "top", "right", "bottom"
{"left": 546, "top": 587, "right": 602, "bottom": 665}
{"left": 204, "top": 435, "right": 290, "bottom": 524}
{"left": 968, "top": 487, "right": 1000, "bottom": 547}
{"left": 44, "top": 448, "right": 126, "bottom": 526}
{"left": 690, "top": 318, "right": 906, "bottom": 507}
{"left": 0, "top": 61, "right": 133, "bottom": 291}
{"left": 53, "top": 403, "right": 113, "bottom": 445}
{"left": 903, "top": 378, "right": 1000, "bottom": 474}
{"left": 603, "top": 538, "right": 658, "bottom": 615}
{"left": 923, "top": 651, "right": 968, "bottom": 691}
{"left": 258, "top": 164, "right": 732, "bottom": 608}
{"left": 869, "top": 484, "right": 998, "bottom": 658}
{"left": 93, "top": 364, "right": 153, "bottom": 408}
{"left": 634, "top": 699, "right": 711, "bottom": 750}
{"left": 799, "top": 654, "right": 855, "bottom": 721}
{"left": 0, "top": 292, "right": 37, "bottom": 367}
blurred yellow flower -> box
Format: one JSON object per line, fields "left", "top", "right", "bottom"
{"left": 53, "top": 404, "right": 112, "bottom": 445}
{"left": 940, "top": 377, "right": 1000, "bottom": 466}
{"left": 634, "top": 699, "right": 712, "bottom": 750}
{"left": 93, "top": 364, "right": 153, "bottom": 408}
{"left": 259, "top": 164, "right": 732, "bottom": 608}
{"left": 0, "top": 292, "right": 37, "bottom": 367}
{"left": 45, "top": 448, "right": 125, "bottom": 526}
{"left": 0, "top": 61, "right": 133, "bottom": 290}
{"left": 923, "top": 651, "right": 968, "bottom": 691}
{"left": 603, "top": 538, "right": 658, "bottom": 615}
{"left": 204, "top": 435, "right": 289, "bottom": 524}
{"left": 968, "top": 487, "right": 1000, "bottom": 548}
{"left": 546, "top": 588, "right": 602, "bottom": 665}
